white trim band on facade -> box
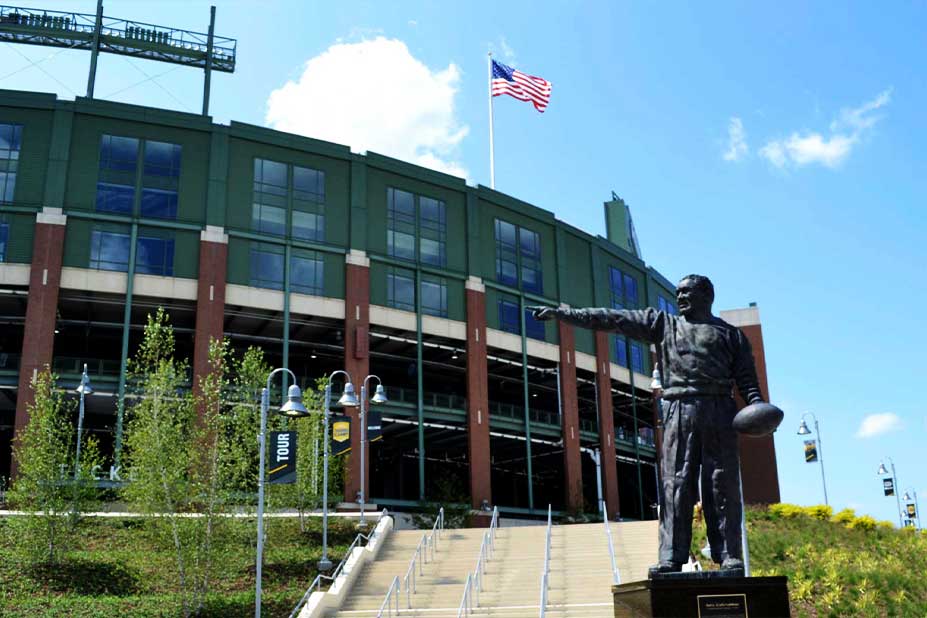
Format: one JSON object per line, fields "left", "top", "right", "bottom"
{"left": 465, "top": 276, "right": 485, "bottom": 292}
{"left": 368, "top": 305, "right": 466, "bottom": 340}
{"left": 345, "top": 249, "right": 370, "bottom": 267}
{"left": 200, "top": 225, "right": 229, "bottom": 244}
{"left": 720, "top": 306, "right": 761, "bottom": 327}
{"left": 36, "top": 207, "right": 67, "bottom": 226}
{"left": 0, "top": 263, "right": 30, "bottom": 286}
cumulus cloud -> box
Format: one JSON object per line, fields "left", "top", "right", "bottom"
{"left": 760, "top": 89, "right": 892, "bottom": 169}
{"left": 265, "top": 37, "right": 469, "bottom": 178}
{"left": 723, "top": 117, "right": 748, "bottom": 161}
{"left": 856, "top": 413, "right": 903, "bottom": 438}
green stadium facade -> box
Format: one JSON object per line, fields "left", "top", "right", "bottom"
{"left": 0, "top": 89, "right": 779, "bottom": 517}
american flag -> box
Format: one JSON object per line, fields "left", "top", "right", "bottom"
{"left": 491, "top": 60, "right": 552, "bottom": 113}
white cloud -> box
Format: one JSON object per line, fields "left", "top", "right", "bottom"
{"left": 759, "top": 89, "right": 891, "bottom": 169}
{"left": 723, "top": 117, "right": 748, "bottom": 161}
{"left": 265, "top": 37, "right": 469, "bottom": 178}
{"left": 856, "top": 413, "right": 903, "bottom": 438}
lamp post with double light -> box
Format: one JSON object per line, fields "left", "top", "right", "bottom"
{"left": 358, "top": 375, "right": 388, "bottom": 529}
{"left": 797, "top": 412, "right": 828, "bottom": 506}
{"left": 902, "top": 488, "right": 921, "bottom": 530}
{"left": 319, "top": 370, "right": 360, "bottom": 571}
{"left": 255, "top": 368, "right": 309, "bottom": 618}
{"left": 877, "top": 458, "right": 903, "bottom": 528}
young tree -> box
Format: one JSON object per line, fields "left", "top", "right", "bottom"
{"left": 7, "top": 369, "right": 100, "bottom": 564}
{"left": 121, "top": 309, "right": 209, "bottom": 617}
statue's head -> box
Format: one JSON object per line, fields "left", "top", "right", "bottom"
{"left": 676, "top": 274, "right": 714, "bottom": 319}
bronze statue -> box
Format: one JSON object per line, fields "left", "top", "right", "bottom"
{"left": 532, "top": 274, "right": 778, "bottom": 576}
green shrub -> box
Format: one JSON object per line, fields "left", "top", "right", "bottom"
{"left": 876, "top": 520, "right": 895, "bottom": 530}
{"left": 847, "top": 515, "right": 876, "bottom": 531}
{"left": 803, "top": 504, "right": 832, "bottom": 521}
{"left": 832, "top": 508, "right": 856, "bottom": 525}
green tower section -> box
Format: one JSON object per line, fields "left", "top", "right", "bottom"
{"left": 604, "top": 192, "right": 641, "bottom": 259}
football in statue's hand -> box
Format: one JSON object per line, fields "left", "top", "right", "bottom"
{"left": 732, "top": 402, "right": 784, "bottom": 437}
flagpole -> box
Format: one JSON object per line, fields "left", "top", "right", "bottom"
{"left": 488, "top": 51, "right": 496, "bottom": 190}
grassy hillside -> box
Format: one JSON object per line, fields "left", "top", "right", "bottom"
{"left": 692, "top": 504, "right": 927, "bottom": 617}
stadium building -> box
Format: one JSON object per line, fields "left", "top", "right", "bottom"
{"left": 0, "top": 88, "right": 780, "bottom": 517}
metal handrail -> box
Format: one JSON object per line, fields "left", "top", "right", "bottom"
{"left": 457, "top": 572, "right": 473, "bottom": 618}
{"left": 604, "top": 510, "right": 621, "bottom": 584}
{"left": 376, "top": 576, "right": 401, "bottom": 618}
{"left": 538, "top": 504, "right": 552, "bottom": 618}
{"left": 288, "top": 509, "right": 389, "bottom": 618}
{"left": 403, "top": 507, "right": 444, "bottom": 609}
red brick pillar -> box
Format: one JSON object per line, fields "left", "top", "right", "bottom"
{"left": 595, "top": 331, "right": 620, "bottom": 519}
{"left": 720, "top": 307, "right": 781, "bottom": 505}
{"left": 192, "top": 227, "right": 228, "bottom": 406}
{"left": 343, "top": 250, "right": 370, "bottom": 502}
{"left": 465, "top": 277, "right": 491, "bottom": 510}
{"left": 12, "top": 208, "right": 67, "bottom": 477}
{"left": 737, "top": 324, "right": 780, "bottom": 504}
{"left": 558, "top": 320, "right": 583, "bottom": 513}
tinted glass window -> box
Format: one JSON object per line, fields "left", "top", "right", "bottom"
{"left": 498, "top": 299, "right": 520, "bottom": 334}
{"left": 421, "top": 278, "right": 447, "bottom": 317}
{"left": 143, "top": 141, "right": 181, "bottom": 177}
{"left": 614, "top": 335, "right": 628, "bottom": 367}
{"left": 0, "top": 223, "right": 8, "bottom": 261}
{"left": 99, "top": 135, "right": 139, "bottom": 172}
{"left": 292, "top": 210, "right": 324, "bottom": 241}
{"left": 250, "top": 248, "right": 284, "bottom": 290}
{"left": 89, "top": 230, "right": 131, "bottom": 272}
{"left": 387, "top": 188, "right": 417, "bottom": 261}
{"left": 0, "top": 124, "right": 22, "bottom": 204}
{"left": 630, "top": 342, "right": 644, "bottom": 373}
{"left": 141, "top": 188, "right": 178, "bottom": 219}
{"left": 525, "top": 308, "right": 545, "bottom": 340}
{"left": 135, "top": 236, "right": 175, "bottom": 276}
{"left": 387, "top": 268, "right": 415, "bottom": 312}
{"left": 291, "top": 253, "right": 323, "bottom": 295}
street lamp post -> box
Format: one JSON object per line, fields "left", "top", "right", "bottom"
{"left": 902, "top": 488, "right": 921, "bottom": 530}
{"left": 319, "top": 370, "right": 359, "bottom": 571}
{"left": 358, "top": 375, "right": 388, "bottom": 529}
{"left": 73, "top": 364, "right": 93, "bottom": 480}
{"left": 877, "top": 457, "right": 903, "bottom": 528}
{"left": 797, "top": 412, "right": 828, "bottom": 506}
{"left": 255, "top": 368, "right": 309, "bottom": 618}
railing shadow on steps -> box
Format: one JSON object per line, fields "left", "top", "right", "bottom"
{"left": 538, "top": 505, "right": 552, "bottom": 618}
{"left": 287, "top": 509, "right": 390, "bottom": 618}
{"left": 402, "top": 507, "right": 444, "bottom": 608}
{"left": 604, "top": 509, "right": 621, "bottom": 585}
{"left": 456, "top": 506, "right": 500, "bottom": 617}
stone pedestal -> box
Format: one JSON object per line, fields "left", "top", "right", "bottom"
{"left": 612, "top": 575, "right": 790, "bottom": 618}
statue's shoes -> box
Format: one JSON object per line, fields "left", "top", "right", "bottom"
{"left": 648, "top": 561, "right": 683, "bottom": 577}
{"left": 720, "top": 558, "right": 745, "bottom": 574}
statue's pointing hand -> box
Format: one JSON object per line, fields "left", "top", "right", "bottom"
{"left": 529, "top": 305, "right": 559, "bottom": 321}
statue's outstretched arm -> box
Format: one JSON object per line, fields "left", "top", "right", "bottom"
{"left": 531, "top": 306, "right": 664, "bottom": 344}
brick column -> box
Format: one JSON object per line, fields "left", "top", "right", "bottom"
{"left": 465, "top": 277, "right": 491, "bottom": 510}
{"left": 343, "top": 250, "right": 370, "bottom": 502}
{"left": 192, "top": 226, "right": 228, "bottom": 405}
{"left": 558, "top": 320, "right": 583, "bottom": 513}
{"left": 595, "top": 331, "right": 620, "bottom": 519}
{"left": 720, "top": 307, "right": 781, "bottom": 505}
{"left": 12, "top": 208, "right": 67, "bottom": 477}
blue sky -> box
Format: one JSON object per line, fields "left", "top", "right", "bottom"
{"left": 2, "top": 1, "right": 925, "bottom": 524}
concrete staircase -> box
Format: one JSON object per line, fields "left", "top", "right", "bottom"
{"left": 329, "top": 519, "right": 658, "bottom": 618}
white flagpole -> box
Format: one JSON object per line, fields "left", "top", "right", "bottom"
{"left": 488, "top": 52, "right": 496, "bottom": 190}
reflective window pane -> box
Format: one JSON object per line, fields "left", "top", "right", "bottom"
{"left": 525, "top": 308, "right": 545, "bottom": 340}
{"left": 140, "top": 188, "right": 178, "bottom": 219}
{"left": 96, "top": 183, "right": 135, "bottom": 214}
{"left": 0, "top": 124, "right": 23, "bottom": 204}
{"left": 293, "top": 210, "right": 324, "bottom": 242}
{"left": 249, "top": 248, "right": 284, "bottom": 290}
{"left": 89, "top": 230, "right": 131, "bottom": 272}
{"left": 630, "top": 342, "right": 644, "bottom": 373}
{"left": 252, "top": 203, "right": 286, "bottom": 236}
{"left": 387, "top": 269, "right": 415, "bottom": 312}
{"left": 421, "top": 279, "right": 447, "bottom": 317}
{"left": 143, "top": 141, "right": 181, "bottom": 177}
{"left": 614, "top": 335, "right": 628, "bottom": 367}
{"left": 498, "top": 299, "right": 520, "bottom": 335}
{"left": 291, "top": 253, "right": 323, "bottom": 295}
{"left": 135, "top": 236, "right": 175, "bottom": 276}
{"left": 99, "top": 135, "right": 139, "bottom": 172}
{"left": 0, "top": 223, "right": 8, "bottom": 262}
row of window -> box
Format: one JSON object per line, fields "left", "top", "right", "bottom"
{"left": 499, "top": 298, "right": 545, "bottom": 340}
{"left": 0, "top": 123, "right": 21, "bottom": 205}
{"left": 89, "top": 230, "right": 175, "bottom": 276}
{"left": 386, "top": 267, "right": 448, "bottom": 317}
{"left": 658, "top": 294, "right": 679, "bottom": 315}
{"left": 494, "top": 219, "right": 542, "bottom": 294}
{"left": 249, "top": 246, "right": 324, "bottom": 295}
{"left": 252, "top": 158, "right": 325, "bottom": 242}
{"left": 96, "top": 135, "right": 181, "bottom": 219}
{"left": 386, "top": 187, "right": 446, "bottom": 266}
